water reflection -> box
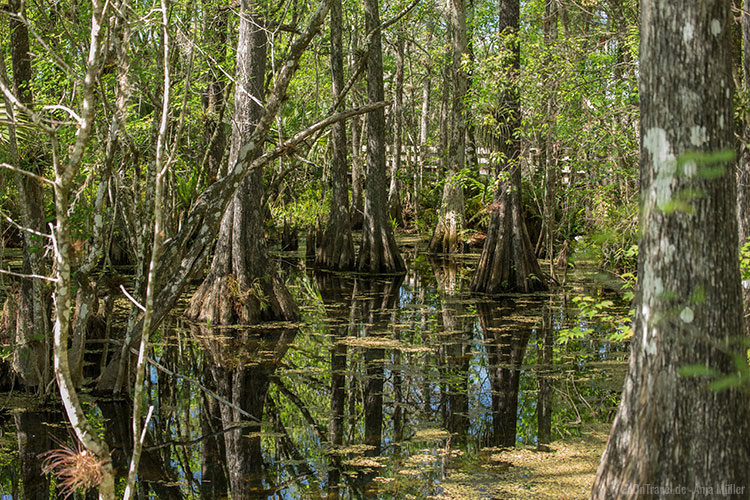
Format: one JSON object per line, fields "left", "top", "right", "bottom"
{"left": 430, "top": 257, "right": 471, "bottom": 445}
{"left": 14, "top": 409, "right": 54, "bottom": 500}
{"left": 0, "top": 255, "right": 629, "bottom": 499}
{"left": 192, "top": 315, "right": 298, "bottom": 497}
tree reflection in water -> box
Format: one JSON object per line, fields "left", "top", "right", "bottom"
{"left": 477, "top": 298, "right": 536, "bottom": 447}
{"left": 0, "top": 257, "right": 631, "bottom": 499}
{"left": 192, "top": 319, "right": 298, "bottom": 498}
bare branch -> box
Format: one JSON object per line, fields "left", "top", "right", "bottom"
{"left": 119, "top": 285, "right": 146, "bottom": 312}
{"left": 0, "top": 267, "right": 58, "bottom": 282}
{"left": 0, "top": 207, "right": 51, "bottom": 239}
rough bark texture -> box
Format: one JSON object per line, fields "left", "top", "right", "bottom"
{"left": 202, "top": 0, "right": 228, "bottom": 182}
{"left": 470, "top": 0, "right": 546, "bottom": 293}
{"left": 315, "top": 0, "right": 355, "bottom": 270}
{"left": 739, "top": 3, "right": 750, "bottom": 335}
{"left": 357, "top": 0, "right": 405, "bottom": 273}
{"left": 186, "top": 2, "right": 300, "bottom": 496}
{"left": 388, "top": 36, "right": 405, "bottom": 228}
{"left": 92, "top": 0, "right": 331, "bottom": 395}
{"left": 430, "top": 0, "right": 468, "bottom": 254}
{"left": 7, "top": 0, "right": 50, "bottom": 390}
{"left": 350, "top": 115, "right": 365, "bottom": 228}
{"left": 592, "top": 2, "right": 750, "bottom": 497}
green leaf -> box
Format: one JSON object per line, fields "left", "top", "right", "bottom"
{"left": 678, "top": 364, "right": 720, "bottom": 378}
{"left": 709, "top": 375, "right": 743, "bottom": 392}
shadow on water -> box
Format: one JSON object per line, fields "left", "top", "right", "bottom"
{"left": 0, "top": 250, "right": 629, "bottom": 499}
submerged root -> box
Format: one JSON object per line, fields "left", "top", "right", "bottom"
{"left": 186, "top": 273, "right": 300, "bottom": 368}
{"left": 187, "top": 274, "right": 298, "bottom": 326}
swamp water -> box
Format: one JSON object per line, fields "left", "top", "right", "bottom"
{"left": 0, "top": 245, "right": 630, "bottom": 499}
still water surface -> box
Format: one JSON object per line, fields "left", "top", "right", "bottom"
{"left": 0, "top": 249, "right": 629, "bottom": 499}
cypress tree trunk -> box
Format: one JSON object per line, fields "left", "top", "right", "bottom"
{"left": 6, "top": 0, "right": 51, "bottom": 390}
{"left": 357, "top": 0, "right": 405, "bottom": 273}
{"left": 186, "top": 2, "right": 299, "bottom": 495}
{"left": 430, "top": 0, "right": 468, "bottom": 254}
{"left": 388, "top": 36, "right": 405, "bottom": 228}
{"left": 418, "top": 67, "right": 431, "bottom": 206}
{"left": 738, "top": 3, "right": 750, "bottom": 335}
{"left": 470, "top": 0, "right": 546, "bottom": 293}
{"left": 316, "top": 0, "right": 355, "bottom": 270}
{"left": 592, "top": 1, "right": 750, "bottom": 496}
{"left": 202, "top": 0, "right": 228, "bottom": 183}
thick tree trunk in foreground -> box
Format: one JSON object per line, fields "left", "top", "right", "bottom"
{"left": 738, "top": 4, "right": 750, "bottom": 335}
{"left": 592, "top": 2, "right": 750, "bottom": 497}
{"left": 316, "top": 0, "right": 355, "bottom": 270}
{"left": 186, "top": 2, "right": 299, "bottom": 496}
{"left": 471, "top": 0, "right": 545, "bottom": 293}
{"left": 430, "top": 0, "right": 468, "bottom": 254}
{"left": 357, "top": 0, "right": 405, "bottom": 273}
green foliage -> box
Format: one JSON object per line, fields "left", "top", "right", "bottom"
{"left": 740, "top": 238, "right": 750, "bottom": 281}
{"left": 269, "top": 181, "right": 326, "bottom": 229}
{"left": 558, "top": 286, "right": 634, "bottom": 346}
{"left": 680, "top": 344, "right": 750, "bottom": 392}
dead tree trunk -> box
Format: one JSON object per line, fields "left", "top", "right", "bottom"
{"left": 470, "top": 0, "right": 546, "bottom": 293}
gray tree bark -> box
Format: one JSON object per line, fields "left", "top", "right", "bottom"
{"left": 350, "top": 115, "right": 365, "bottom": 229}
{"left": 186, "top": 2, "right": 300, "bottom": 496}
{"left": 6, "top": 0, "right": 50, "bottom": 390}
{"left": 388, "top": 36, "right": 405, "bottom": 228}
{"left": 357, "top": 0, "right": 405, "bottom": 273}
{"left": 316, "top": 0, "right": 355, "bottom": 270}
{"left": 429, "top": 0, "right": 468, "bottom": 254}
{"left": 592, "top": 1, "right": 750, "bottom": 497}
{"left": 470, "top": 0, "right": 546, "bottom": 293}
{"left": 738, "top": 2, "right": 750, "bottom": 336}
